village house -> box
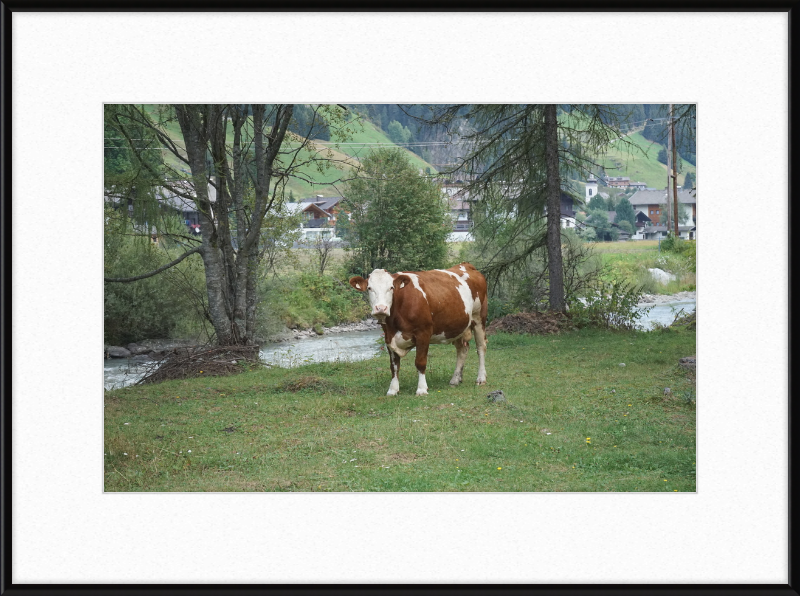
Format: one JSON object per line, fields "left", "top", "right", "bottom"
{"left": 628, "top": 188, "right": 697, "bottom": 240}
{"left": 285, "top": 195, "right": 345, "bottom": 243}
{"left": 104, "top": 181, "right": 216, "bottom": 240}
{"left": 606, "top": 176, "right": 631, "bottom": 188}
{"left": 444, "top": 180, "right": 578, "bottom": 241}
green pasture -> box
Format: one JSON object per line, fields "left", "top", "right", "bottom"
{"left": 104, "top": 327, "right": 696, "bottom": 492}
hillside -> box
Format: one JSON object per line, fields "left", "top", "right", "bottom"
{"left": 132, "top": 104, "right": 693, "bottom": 200}
{"left": 598, "top": 129, "right": 696, "bottom": 189}
{"left": 140, "top": 105, "right": 438, "bottom": 200}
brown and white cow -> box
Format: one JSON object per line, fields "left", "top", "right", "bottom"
{"left": 349, "top": 262, "right": 488, "bottom": 396}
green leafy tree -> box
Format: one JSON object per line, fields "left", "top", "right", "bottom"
{"left": 417, "top": 104, "right": 639, "bottom": 312}
{"left": 343, "top": 148, "right": 451, "bottom": 273}
{"left": 588, "top": 194, "right": 607, "bottom": 211}
{"left": 586, "top": 209, "right": 619, "bottom": 242}
{"left": 617, "top": 220, "right": 634, "bottom": 235}
{"left": 683, "top": 171, "right": 695, "bottom": 190}
{"left": 614, "top": 196, "right": 636, "bottom": 228}
{"left": 386, "top": 120, "right": 412, "bottom": 145}
{"left": 104, "top": 104, "right": 351, "bottom": 345}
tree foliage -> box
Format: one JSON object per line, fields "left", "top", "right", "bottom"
{"left": 411, "top": 104, "right": 639, "bottom": 312}
{"left": 614, "top": 196, "right": 637, "bottom": 228}
{"left": 343, "top": 148, "right": 451, "bottom": 274}
{"left": 104, "top": 103, "right": 351, "bottom": 345}
{"left": 586, "top": 209, "right": 619, "bottom": 242}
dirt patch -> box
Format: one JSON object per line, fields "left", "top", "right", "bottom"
{"left": 487, "top": 311, "right": 571, "bottom": 336}
{"left": 356, "top": 439, "right": 386, "bottom": 450}
{"left": 279, "top": 375, "right": 331, "bottom": 393}
{"left": 386, "top": 452, "right": 420, "bottom": 463}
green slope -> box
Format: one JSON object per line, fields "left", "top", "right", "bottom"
{"left": 136, "top": 105, "right": 438, "bottom": 200}
{"left": 599, "top": 130, "right": 696, "bottom": 189}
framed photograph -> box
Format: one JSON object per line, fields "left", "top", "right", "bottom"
{"left": 3, "top": 6, "right": 791, "bottom": 590}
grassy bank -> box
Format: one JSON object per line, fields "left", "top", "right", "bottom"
{"left": 592, "top": 240, "right": 696, "bottom": 294}
{"left": 104, "top": 327, "right": 696, "bottom": 492}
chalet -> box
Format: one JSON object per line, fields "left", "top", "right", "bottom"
{"left": 606, "top": 176, "right": 631, "bottom": 188}
{"left": 639, "top": 225, "right": 696, "bottom": 241}
{"left": 104, "top": 182, "right": 216, "bottom": 238}
{"left": 628, "top": 181, "right": 647, "bottom": 191}
{"left": 629, "top": 188, "right": 696, "bottom": 227}
{"left": 438, "top": 181, "right": 578, "bottom": 239}
{"left": 285, "top": 195, "right": 345, "bottom": 243}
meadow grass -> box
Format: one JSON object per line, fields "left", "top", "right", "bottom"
{"left": 599, "top": 130, "right": 696, "bottom": 189}
{"left": 104, "top": 327, "right": 696, "bottom": 492}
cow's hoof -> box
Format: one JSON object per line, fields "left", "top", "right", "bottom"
{"left": 416, "top": 389, "right": 428, "bottom": 396}
{"left": 476, "top": 380, "right": 487, "bottom": 386}
{"left": 387, "top": 389, "right": 399, "bottom": 396}
{"left": 449, "top": 378, "right": 462, "bottom": 386}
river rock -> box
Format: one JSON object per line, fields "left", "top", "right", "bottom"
{"left": 487, "top": 390, "right": 506, "bottom": 403}
{"left": 648, "top": 268, "right": 677, "bottom": 285}
{"left": 134, "top": 339, "right": 201, "bottom": 352}
{"left": 126, "top": 343, "right": 151, "bottom": 355}
{"left": 106, "top": 346, "right": 132, "bottom": 359}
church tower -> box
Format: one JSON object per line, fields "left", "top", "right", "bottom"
{"left": 586, "top": 175, "right": 598, "bottom": 203}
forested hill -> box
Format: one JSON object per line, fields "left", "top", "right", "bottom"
{"left": 347, "top": 104, "right": 696, "bottom": 190}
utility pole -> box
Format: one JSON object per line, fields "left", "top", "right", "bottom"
{"left": 670, "top": 104, "right": 680, "bottom": 236}
{"left": 666, "top": 105, "right": 673, "bottom": 232}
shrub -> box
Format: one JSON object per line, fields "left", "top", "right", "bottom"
{"left": 104, "top": 234, "right": 207, "bottom": 345}
{"left": 262, "top": 268, "right": 370, "bottom": 331}
{"left": 567, "top": 279, "right": 652, "bottom": 330}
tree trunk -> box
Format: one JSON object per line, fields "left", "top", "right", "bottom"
{"left": 544, "top": 104, "right": 566, "bottom": 313}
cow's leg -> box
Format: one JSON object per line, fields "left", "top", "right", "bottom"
{"left": 414, "top": 334, "right": 431, "bottom": 396}
{"left": 387, "top": 349, "right": 401, "bottom": 396}
{"left": 473, "top": 320, "right": 488, "bottom": 385}
{"left": 450, "top": 338, "right": 469, "bottom": 386}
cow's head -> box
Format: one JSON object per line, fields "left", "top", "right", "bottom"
{"left": 349, "top": 269, "right": 410, "bottom": 321}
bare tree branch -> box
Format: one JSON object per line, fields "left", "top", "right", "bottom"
{"left": 105, "top": 246, "right": 202, "bottom": 283}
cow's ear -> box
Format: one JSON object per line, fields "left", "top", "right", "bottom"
{"left": 394, "top": 274, "right": 412, "bottom": 290}
{"left": 349, "top": 276, "right": 367, "bottom": 291}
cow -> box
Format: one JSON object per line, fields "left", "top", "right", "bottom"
{"left": 349, "top": 262, "right": 488, "bottom": 396}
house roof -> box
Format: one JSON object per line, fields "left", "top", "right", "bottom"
{"left": 297, "top": 196, "right": 343, "bottom": 212}
{"left": 629, "top": 188, "right": 696, "bottom": 206}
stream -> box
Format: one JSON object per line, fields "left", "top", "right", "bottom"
{"left": 104, "top": 299, "right": 695, "bottom": 390}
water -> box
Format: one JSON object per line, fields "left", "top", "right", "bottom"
{"left": 637, "top": 300, "right": 696, "bottom": 330}
{"left": 103, "top": 301, "right": 695, "bottom": 388}
{"left": 260, "top": 329, "right": 383, "bottom": 368}
{"left": 103, "top": 329, "right": 384, "bottom": 390}
{"left": 104, "top": 358, "right": 156, "bottom": 391}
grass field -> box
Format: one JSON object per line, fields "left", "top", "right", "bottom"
{"left": 104, "top": 327, "right": 696, "bottom": 492}
{"left": 599, "top": 130, "right": 696, "bottom": 189}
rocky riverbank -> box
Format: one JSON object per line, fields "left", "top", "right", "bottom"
{"left": 104, "top": 339, "right": 202, "bottom": 360}
{"left": 637, "top": 290, "right": 696, "bottom": 307}
{"left": 106, "top": 294, "right": 696, "bottom": 358}
{"left": 267, "top": 318, "right": 382, "bottom": 342}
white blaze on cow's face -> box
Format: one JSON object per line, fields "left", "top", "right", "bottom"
{"left": 366, "top": 269, "right": 396, "bottom": 320}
